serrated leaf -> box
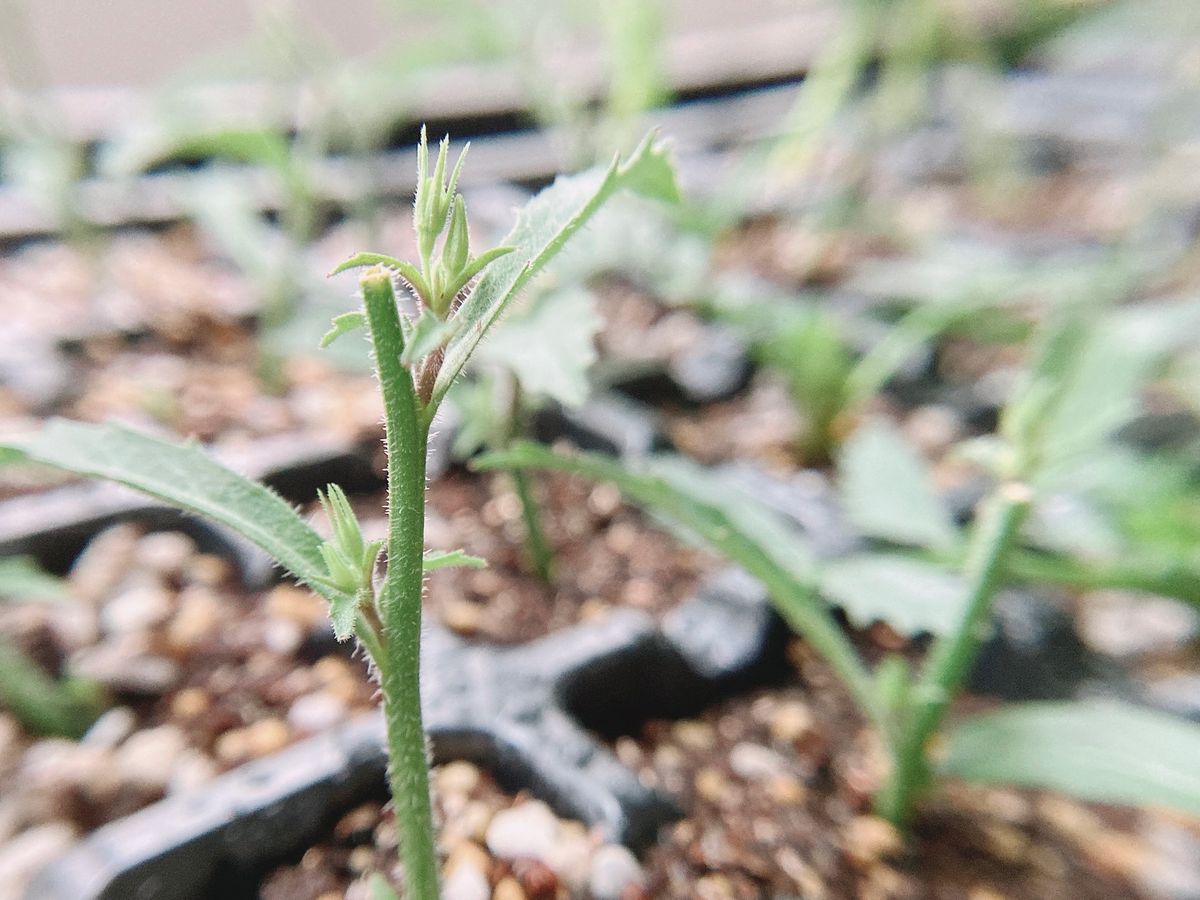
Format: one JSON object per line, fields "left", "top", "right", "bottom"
{"left": 400, "top": 310, "right": 458, "bottom": 365}
{"left": 820, "top": 554, "right": 966, "bottom": 636}
{"left": 942, "top": 700, "right": 1200, "bottom": 818}
{"left": 0, "top": 421, "right": 354, "bottom": 613}
{"left": 432, "top": 134, "right": 678, "bottom": 408}
{"left": 839, "top": 419, "right": 959, "bottom": 550}
{"left": 0, "top": 556, "right": 69, "bottom": 603}
{"left": 423, "top": 549, "right": 487, "bottom": 572}
{"left": 475, "top": 286, "right": 600, "bottom": 407}
{"left": 320, "top": 311, "right": 367, "bottom": 349}
{"left": 328, "top": 591, "right": 359, "bottom": 642}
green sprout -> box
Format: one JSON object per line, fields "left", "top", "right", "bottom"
{"left": 2, "top": 130, "right": 678, "bottom": 898}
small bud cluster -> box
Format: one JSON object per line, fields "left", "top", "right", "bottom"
{"left": 413, "top": 128, "right": 514, "bottom": 318}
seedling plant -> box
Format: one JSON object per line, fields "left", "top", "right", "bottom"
{"left": 2, "top": 130, "right": 679, "bottom": 898}
{"left": 480, "top": 288, "right": 1200, "bottom": 831}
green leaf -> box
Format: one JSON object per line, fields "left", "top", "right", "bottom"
{"left": 475, "top": 286, "right": 600, "bottom": 407}
{"left": 321, "top": 314, "right": 367, "bottom": 348}
{"left": 432, "top": 134, "right": 678, "bottom": 408}
{"left": 423, "top": 549, "right": 487, "bottom": 572}
{"left": 820, "top": 554, "right": 965, "bottom": 636}
{"left": 328, "top": 591, "right": 360, "bottom": 642}
{"left": 839, "top": 418, "right": 959, "bottom": 550}
{"left": 320, "top": 312, "right": 367, "bottom": 349}
{"left": 0, "top": 556, "right": 69, "bottom": 603}
{"left": 329, "top": 253, "right": 431, "bottom": 303}
{"left": 1033, "top": 299, "right": 1200, "bottom": 480}
{"left": 942, "top": 700, "right": 1200, "bottom": 818}
{"left": 400, "top": 310, "right": 458, "bottom": 366}
{"left": 0, "top": 421, "right": 354, "bottom": 613}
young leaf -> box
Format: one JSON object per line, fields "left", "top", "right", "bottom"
{"left": 432, "top": 134, "right": 679, "bottom": 408}
{"left": 423, "top": 549, "right": 487, "bottom": 572}
{"left": 330, "top": 253, "right": 431, "bottom": 304}
{"left": 820, "top": 554, "right": 966, "bottom": 636}
{"left": 839, "top": 418, "right": 959, "bottom": 550}
{"left": 0, "top": 556, "right": 69, "bottom": 603}
{"left": 320, "top": 312, "right": 367, "bottom": 349}
{"left": 941, "top": 699, "right": 1200, "bottom": 819}
{"left": 328, "top": 591, "right": 360, "bottom": 642}
{"left": 474, "top": 286, "right": 601, "bottom": 407}
{"left": 0, "top": 421, "right": 354, "bottom": 612}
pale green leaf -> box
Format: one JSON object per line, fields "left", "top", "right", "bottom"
{"left": 328, "top": 592, "right": 359, "bottom": 642}
{"left": 0, "top": 556, "right": 69, "bottom": 603}
{"left": 475, "top": 286, "right": 600, "bottom": 407}
{"left": 942, "top": 700, "right": 1200, "bottom": 818}
{"left": 1034, "top": 299, "right": 1200, "bottom": 480}
{"left": 0, "top": 421, "right": 354, "bottom": 613}
{"left": 432, "top": 134, "right": 678, "bottom": 407}
{"left": 423, "top": 549, "right": 487, "bottom": 572}
{"left": 820, "top": 554, "right": 965, "bottom": 636}
{"left": 839, "top": 418, "right": 959, "bottom": 550}
{"left": 320, "top": 312, "right": 367, "bottom": 349}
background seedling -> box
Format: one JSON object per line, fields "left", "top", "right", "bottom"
{"left": 480, "top": 279, "right": 1200, "bottom": 831}
{"left": 0, "top": 556, "right": 105, "bottom": 738}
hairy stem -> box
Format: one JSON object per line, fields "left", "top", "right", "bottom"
{"left": 877, "top": 482, "right": 1031, "bottom": 828}
{"left": 361, "top": 270, "right": 439, "bottom": 900}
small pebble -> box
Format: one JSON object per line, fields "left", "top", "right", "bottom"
{"left": 442, "top": 599, "right": 484, "bottom": 636}
{"left": 485, "top": 801, "right": 559, "bottom": 864}
{"left": 843, "top": 815, "right": 902, "bottom": 866}
{"left": 768, "top": 700, "right": 815, "bottom": 743}
{"left": 167, "top": 586, "right": 223, "bottom": 650}
{"left": 288, "top": 692, "right": 347, "bottom": 735}
{"left": 80, "top": 706, "right": 137, "bottom": 749}
{"left": 694, "top": 767, "right": 729, "bottom": 804}
{"left": 72, "top": 638, "right": 180, "bottom": 694}
{"left": 171, "top": 687, "right": 211, "bottom": 719}
{"left": 437, "top": 760, "right": 482, "bottom": 796}
{"left": 442, "top": 862, "right": 490, "bottom": 900}
{"left": 729, "top": 742, "right": 788, "bottom": 781}
{"left": 183, "top": 554, "right": 232, "bottom": 587}
{"left": 134, "top": 531, "right": 196, "bottom": 577}
{"left": 168, "top": 749, "right": 219, "bottom": 794}
{"left": 672, "top": 720, "right": 716, "bottom": 751}
{"left": 589, "top": 844, "right": 646, "bottom": 900}
{"left": 70, "top": 525, "right": 140, "bottom": 603}
{"left": 115, "top": 724, "right": 188, "bottom": 792}
{"left": 492, "top": 876, "right": 527, "bottom": 900}
{"left": 100, "top": 579, "right": 173, "bottom": 634}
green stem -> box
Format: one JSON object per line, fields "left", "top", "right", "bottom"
{"left": 877, "top": 482, "right": 1031, "bottom": 829}
{"left": 501, "top": 377, "right": 553, "bottom": 582}
{"left": 361, "top": 270, "right": 440, "bottom": 900}
{"left": 512, "top": 469, "right": 553, "bottom": 582}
